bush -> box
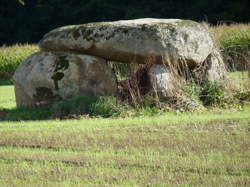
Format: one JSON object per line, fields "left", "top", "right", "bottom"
{"left": 51, "top": 96, "right": 122, "bottom": 118}
{"left": 88, "top": 97, "right": 122, "bottom": 117}
{"left": 0, "top": 44, "right": 38, "bottom": 78}
{"left": 234, "top": 90, "right": 250, "bottom": 102}
{"left": 199, "top": 82, "right": 231, "bottom": 107}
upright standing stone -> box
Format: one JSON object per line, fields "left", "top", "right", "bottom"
{"left": 13, "top": 52, "right": 117, "bottom": 107}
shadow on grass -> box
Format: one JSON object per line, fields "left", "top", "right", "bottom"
{"left": 0, "top": 78, "right": 52, "bottom": 121}
{"left": 0, "top": 106, "right": 52, "bottom": 121}
{"left": 0, "top": 78, "right": 13, "bottom": 86}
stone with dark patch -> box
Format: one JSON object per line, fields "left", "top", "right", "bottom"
{"left": 33, "top": 87, "right": 55, "bottom": 101}
{"left": 39, "top": 18, "right": 214, "bottom": 66}
{"left": 12, "top": 51, "right": 117, "bottom": 107}
{"left": 54, "top": 55, "right": 69, "bottom": 72}
{"left": 51, "top": 72, "right": 64, "bottom": 90}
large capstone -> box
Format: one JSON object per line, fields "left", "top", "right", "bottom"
{"left": 39, "top": 18, "right": 214, "bottom": 66}
{"left": 12, "top": 52, "right": 117, "bottom": 107}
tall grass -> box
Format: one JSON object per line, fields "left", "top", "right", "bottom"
{"left": 0, "top": 44, "right": 38, "bottom": 78}
{"left": 211, "top": 23, "right": 250, "bottom": 71}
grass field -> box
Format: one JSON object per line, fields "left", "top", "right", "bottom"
{"left": 0, "top": 81, "right": 250, "bottom": 186}
{"left": 0, "top": 23, "right": 249, "bottom": 186}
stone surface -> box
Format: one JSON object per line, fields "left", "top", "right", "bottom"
{"left": 206, "top": 50, "right": 228, "bottom": 83}
{"left": 39, "top": 18, "right": 214, "bottom": 66}
{"left": 193, "top": 50, "right": 228, "bottom": 83}
{"left": 149, "top": 64, "right": 175, "bottom": 97}
{"left": 13, "top": 52, "right": 117, "bottom": 107}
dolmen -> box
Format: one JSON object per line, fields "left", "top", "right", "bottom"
{"left": 13, "top": 18, "right": 228, "bottom": 107}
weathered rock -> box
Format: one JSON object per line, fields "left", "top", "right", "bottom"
{"left": 193, "top": 50, "right": 228, "bottom": 83}
{"left": 13, "top": 52, "right": 117, "bottom": 107}
{"left": 117, "top": 64, "right": 176, "bottom": 102}
{"left": 148, "top": 64, "right": 175, "bottom": 97}
{"left": 39, "top": 18, "right": 214, "bottom": 66}
{"left": 206, "top": 50, "right": 228, "bottom": 83}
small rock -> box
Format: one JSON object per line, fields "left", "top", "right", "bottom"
{"left": 193, "top": 50, "right": 228, "bottom": 83}
{"left": 149, "top": 64, "right": 175, "bottom": 97}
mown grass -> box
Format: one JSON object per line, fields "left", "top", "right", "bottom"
{"left": 0, "top": 80, "right": 250, "bottom": 186}
{"left": 0, "top": 24, "right": 250, "bottom": 186}
{"left": 0, "top": 111, "right": 249, "bottom": 186}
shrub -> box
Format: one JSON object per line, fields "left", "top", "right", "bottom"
{"left": 88, "top": 97, "right": 122, "bottom": 117}
{"left": 51, "top": 96, "right": 122, "bottom": 118}
{"left": 234, "top": 90, "right": 250, "bottom": 102}
{"left": 199, "top": 82, "right": 231, "bottom": 107}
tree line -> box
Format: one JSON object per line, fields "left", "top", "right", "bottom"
{"left": 1, "top": 0, "right": 249, "bottom": 45}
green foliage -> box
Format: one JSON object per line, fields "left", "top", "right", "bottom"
{"left": 108, "top": 61, "right": 130, "bottom": 80}
{"left": 135, "top": 106, "right": 164, "bottom": 116}
{"left": 51, "top": 96, "right": 122, "bottom": 118}
{"left": 0, "top": 78, "right": 12, "bottom": 85}
{"left": 184, "top": 82, "right": 202, "bottom": 102}
{"left": 0, "top": 44, "right": 38, "bottom": 78}
{"left": 234, "top": 90, "right": 250, "bottom": 101}
{"left": 88, "top": 97, "right": 122, "bottom": 117}
{"left": 108, "top": 61, "right": 140, "bottom": 81}
{"left": 199, "top": 82, "right": 230, "bottom": 107}
{"left": 1, "top": 0, "right": 250, "bottom": 45}
{"left": 212, "top": 24, "right": 250, "bottom": 71}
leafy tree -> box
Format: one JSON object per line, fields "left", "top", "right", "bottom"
{"left": 1, "top": 0, "right": 250, "bottom": 45}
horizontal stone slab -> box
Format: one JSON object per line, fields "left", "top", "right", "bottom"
{"left": 39, "top": 18, "right": 214, "bottom": 66}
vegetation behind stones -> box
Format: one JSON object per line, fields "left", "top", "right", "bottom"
{"left": 211, "top": 23, "right": 250, "bottom": 71}
{"left": 0, "top": 44, "right": 38, "bottom": 78}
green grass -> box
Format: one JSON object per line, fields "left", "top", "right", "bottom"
{"left": 230, "top": 71, "right": 249, "bottom": 89}
{"left": 0, "top": 111, "right": 249, "bottom": 186}
{"left": 0, "top": 84, "right": 16, "bottom": 109}
{"left": 211, "top": 24, "right": 250, "bottom": 70}
{"left": 0, "top": 24, "right": 250, "bottom": 186}
{"left": 0, "top": 80, "right": 250, "bottom": 186}
{"left": 0, "top": 44, "right": 38, "bottom": 78}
